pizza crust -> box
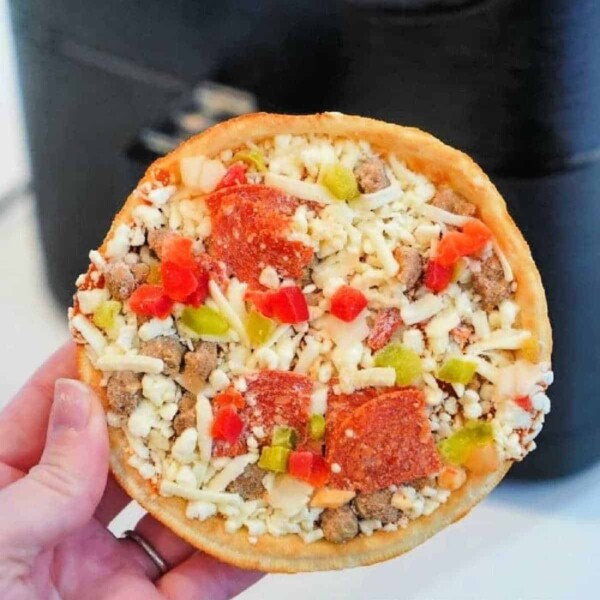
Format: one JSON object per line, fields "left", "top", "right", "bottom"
{"left": 76, "top": 112, "right": 551, "bottom": 572}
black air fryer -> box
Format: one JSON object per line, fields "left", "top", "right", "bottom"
{"left": 9, "top": 0, "right": 599, "bottom": 478}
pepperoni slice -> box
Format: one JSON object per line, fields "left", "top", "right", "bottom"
{"left": 205, "top": 184, "right": 314, "bottom": 287}
{"left": 326, "top": 387, "right": 381, "bottom": 448}
{"left": 213, "top": 370, "right": 313, "bottom": 457}
{"left": 367, "top": 308, "right": 403, "bottom": 351}
{"left": 326, "top": 389, "right": 442, "bottom": 492}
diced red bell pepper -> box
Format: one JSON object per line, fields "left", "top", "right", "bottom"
{"left": 288, "top": 451, "right": 330, "bottom": 488}
{"left": 216, "top": 162, "right": 248, "bottom": 189}
{"left": 161, "top": 261, "right": 198, "bottom": 302}
{"left": 514, "top": 395, "right": 533, "bottom": 411}
{"left": 245, "top": 290, "right": 276, "bottom": 318}
{"left": 462, "top": 219, "right": 493, "bottom": 248}
{"left": 184, "top": 269, "right": 209, "bottom": 307}
{"left": 271, "top": 286, "right": 309, "bottom": 323}
{"left": 128, "top": 284, "right": 174, "bottom": 319}
{"left": 436, "top": 218, "right": 493, "bottom": 268}
{"left": 213, "top": 387, "right": 245, "bottom": 411}
{"left": 211, "top": 406, "right": 244, "bottom": 445}
{"left": 330, "top": 285, "right": 367, "bottom": 322}
{"left": 247, "top": 286, "right": 309, "bottom": 324}
{"left": 161, "top": 235, "right": 195, "bottom": 269}
{"left": 424, "top": 260, "right": 453, "bottom": 293}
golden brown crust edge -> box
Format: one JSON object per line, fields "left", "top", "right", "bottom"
{"left": 76, "top": 112, "right": 551, "bottom": 572}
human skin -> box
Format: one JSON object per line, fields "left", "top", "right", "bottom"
{"left": 0, "top": 342, "right": 263, "bottom": 600}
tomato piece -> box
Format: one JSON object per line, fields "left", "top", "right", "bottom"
{"left": 128, "top": 284, "right": 174, "bottom": 319}
{"left": 514, "top": 395, "right": 533, "bottom": 411}
{"left": 288, "top": 451, "right": 313, "bottom": 481}
{"left": 436, "top": 219, "right": 493, "bottom": 268}
{"left": 161, "top": 261, "right": 198, "bottom": 302}
{"left": 271, "top": 286, "right": 309, "bottom": 323}
{"left": 308, "top": 454, "right": 331, "bottom": 488}
{"left": 185, "top": 269, "right": 209, "bottom": 306}
{"left": 213, "top": 387, "right": 245, "bottom": 411}
{"left": 330, "top": 285, "right": 367, "bottom": 322}
{"left": 289, "top": 451, "right": 330, "bottom": 488}
{"left": 245, "top": 290, "right": 276, "bottom": 318}
{"left": 211, "top": 406, "right": 244, "bottom": 445}
{"left": 462, "top": 219, "right": 492, "bottom": 249}
{"left": 247, "top": 286, "right": 309, "bottom": 324}
{"left": 216, "top": 162, "right": 248, "bottom": 189}
{"left": 424, "top": 260, "right": 453, "bottom": 293}
{"left": 161, "top": 235, "right": 195, "bottom": 269}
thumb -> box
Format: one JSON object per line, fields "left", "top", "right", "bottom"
{"left": 0, "top": 379, "right": 109, "bottom": 552}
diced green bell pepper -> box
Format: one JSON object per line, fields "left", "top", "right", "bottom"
{"left": 374, "top": 343, "right": 422, "bottom": 386}
{"left": 271, "top": 425, "right": 298, "bottom": 449}
{"left": 438, "top": 420, "right": 494, "bottom": 465}
{"left": 181, "top": 305, "right": 229, "bottom": 336}
{"left": 437, "top": 357, "right": 477, "bottom": 385}
{"left": 231, "top": 149, "right": 267, "bottom": 172}
{"left": 246, "top": 309, "right": 276, "bottom": 347}
{"left": 309, "top": 414, "right": 326, "bottom": 441}
{"left": 258, "top": 445, "right": 290, "bottom": 472}
{"left": 320, "top": 163, "right": 360, "bottom": 201}
{"left": 93, "top": 300, "right": 122, "bottom": 331}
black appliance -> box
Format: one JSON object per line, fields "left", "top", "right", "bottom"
{"left": 8, "top": 0, "right": 600, "bottom": 479}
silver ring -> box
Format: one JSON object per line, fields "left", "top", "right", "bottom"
{"left": 122, "top": 529, "right": 169, "bottom": 576}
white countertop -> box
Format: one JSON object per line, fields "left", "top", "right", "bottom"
{"left": 1, "top": 3, "right": 598, "bottom": 597}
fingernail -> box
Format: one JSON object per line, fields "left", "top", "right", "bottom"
{"left": 52, "top": 379, "right": 92, "bottom": 432}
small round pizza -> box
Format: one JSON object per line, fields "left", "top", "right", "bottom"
{"left": 69, "top": 112, "right": 553, "bottom": 572}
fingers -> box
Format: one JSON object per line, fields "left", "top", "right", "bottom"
{"left": 157, "top": 552, "right": 264, "bottom": 600}
{"left": 0, "top": 378, "right": 109, "bottom": 553}
{"left": 94, "top": 474, "right": 131, "bottom": 527}
{"left": 119, "top": 514, "right": 196, "bottom": 580}
{"left": 0, "top": 342, "right": 78, "bottom": 471}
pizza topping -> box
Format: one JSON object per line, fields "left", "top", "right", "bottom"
{"left": 288, "top": 451, "right": 330, "bottom": 488}
{"left": 217, "top": 162, "right": 248, "bottom": 189}
{"left": 424, "top": 260, "right": 453, "bottom": 294}
{"left": 128, "top": 285, "right": 174, "bottom": 319}
{"left": 258, "top": 446, "right": 291, "bottom": 473}
{"left": 246, "top": 309, "right": 277, "bottom": 347}
{"left": 353, "top": 489, "right": 399, "bottom": 524}
{"left": 319, "top": 163, "right": 360, "bottom": 201}
{"left": 320, "top": 505, "right": 358, "bottom": 544}
{"left": 241, "top": 371, "right": 312, "bottom": 445}
{"left": 431, "top": 188, "right": 476, "bottom": 217}
{"left": 353, "top": 157, "right": 390, "bottom": 194}
{"left": 327, "top": 389, "right": 442, "bottom": 492}
{"left": 212, "top": 406, "right": 244, "bottom": 445}
{"left": 330, "top": 286, "right": 367, "bottom": 322}
{"left": 436, "top": 219, "right": 493, "bottom": 268}
{"left": 367, "top": 308, "right": 402, "bottom": 351}
{"left": 181, "top": 305, "right": 230, "bottom": 336}
{"left": 438, "top": 421, "right": 494, "bottom": 466}
{"left": 437, "top": 357, "right": 478, "bottom": 385}
{"left": 206, "top": 184, "right": 314, "bottom": 286}
{"left": 230, "top": 149, "right": 267, "bottom": 173}
{"left": 308, "top": 414, "right": 326, "bottom": 441}
{"left": 373, "top": 343, "right": 422, "bottom": 386}
{"left": 247, "top": 286, "right": 309, "bottom": 324}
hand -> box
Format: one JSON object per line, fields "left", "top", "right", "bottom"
{"left": 0, "top": 342, "right": 263, "bottom": 599}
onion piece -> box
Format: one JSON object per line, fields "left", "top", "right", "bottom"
{"left": 264, "top": 172, "right": 336, "bottom": 204}
{"left": 420, "top": 203, "right": 472, "bottom": 227}
{"left": 350, "top": 184, "right": 404, "bottom": 210}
